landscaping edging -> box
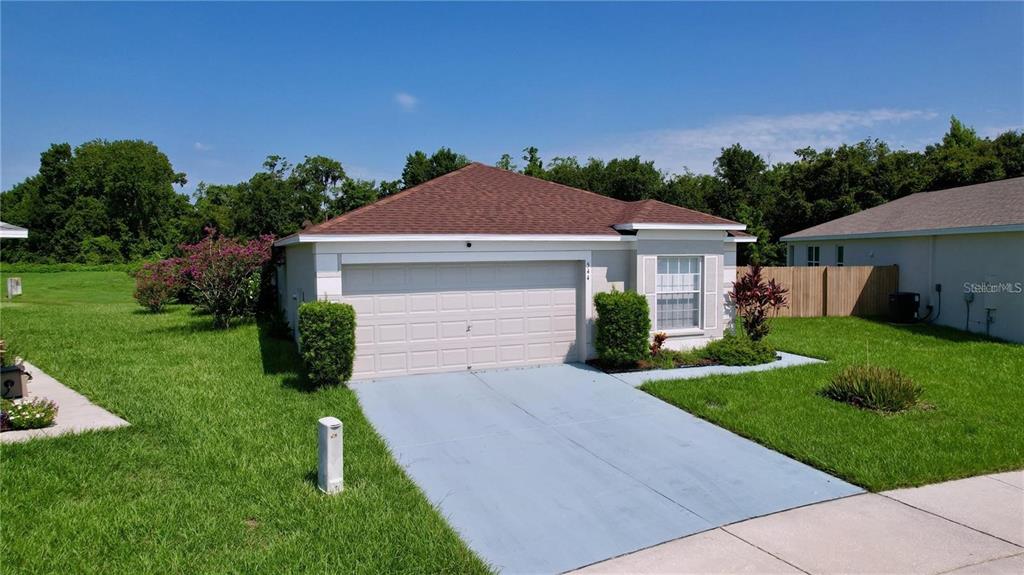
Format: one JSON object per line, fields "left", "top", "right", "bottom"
{"left": 611, "top": 352, "right": 824, "bottom": 387}
{"left": 1, "top": 361, "right": 129, "bottom": 444}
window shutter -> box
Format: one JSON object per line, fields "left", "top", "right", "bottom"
{"left": 703, "top": 255, "right": 718, "bottom": 330}
{"left": 642, "top": 256, "right": 657, "bottom": 332}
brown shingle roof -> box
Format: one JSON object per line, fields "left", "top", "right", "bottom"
{"left": 782, "top": 177, "right": 1024, "bottom": 240}
{"left": 301, "top": 163, "right": 741, "bottom": 236}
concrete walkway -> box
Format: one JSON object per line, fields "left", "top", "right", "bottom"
{"left": 1, "top": 361, "right": 128, "bottom": 443}
{"left": 355, "top": 363, "right": 859, "bottom": 574}
{"left": 574, "top": 470, "right": 1024, "bottom": 574}
{"left": 612, "top": 351, "right": 823, "bottom": 387}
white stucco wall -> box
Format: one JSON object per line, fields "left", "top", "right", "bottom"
{"left": 281, "top": 243, "right": 316, "bottom": 338}
{"left": 280, "top": 232, "right": 739, "bottom": 358}
{"left": 787, "top": 231, "right": 1024, "bottom": 342}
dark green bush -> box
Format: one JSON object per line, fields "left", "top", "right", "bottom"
{"left": 699, "top": 330, "right": 777, "bottom": 366}
{"left": 298, "top": 301, "right": 356, "bottom": 386}
{"left": 822, "top": 365, "right": 922, "bottom": 412}
{"left": 594, "top": 289, "right": 651, "bottom": 366}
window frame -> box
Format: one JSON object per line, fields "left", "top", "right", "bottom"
{"left": 653, "top": 255, "right": 704, "bottom": 333}
{"left": 836, "top": 245, "right": 845, "bottom": 267}
{"left": 806, "top": 246, "right": 821, "bottom": 267}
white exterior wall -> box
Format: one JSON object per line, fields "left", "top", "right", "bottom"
{"left": 787, "top": 231, "right": 1024, "bottom": 342}
{"left": 282, "top": 243, "right": 317, "bottom": 337}
{"left": 634, "top": 231, "right": 731, "bottom": 349}
{"left": 280, "top": 232, "right": 740, "bottom": 359}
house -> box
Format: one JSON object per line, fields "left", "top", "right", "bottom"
{"left": 0, "top": 221, "right": 29, "bottom": 240}
{"left": 782, "top": 177, "right": 1024, "bottom": 342}
{"left": 274, "top": 163, "right": 753, "bottom": 379}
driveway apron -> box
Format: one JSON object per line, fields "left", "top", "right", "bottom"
{"left": 353, "top": 364, "right": 861, "bottom": 574}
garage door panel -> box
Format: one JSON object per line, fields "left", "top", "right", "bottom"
{"left": 343, "top": 261, "right": 580, "bottom": 378}
{"left": 375, "top": 296, "right": 406, "bottom": 314}
{"left": 470, "top": 319, "right": 496, "bottom": 337}
{"left": 377, "top": 324, "right": 407, "bottom": 343}
{"left": 409, "top": 294, "right": 438, "bottom": 313}
{"left": 409, "top": 323, "right": 438, "bottom": 341}
{"left": 440, "top": 292, "right": 468, "bottom": 311}
{"left": 441, "top": 321, "right": 468, "bottom": 339}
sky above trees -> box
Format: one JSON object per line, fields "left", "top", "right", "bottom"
{"left": 2, "top": 2, "right": 1021, "bottom": 194}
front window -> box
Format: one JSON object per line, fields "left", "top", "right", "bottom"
{"left": 807, "top": 246, "right": 820, "bottom": 267}
{"left": 836, "top": 245, "right": 845, "bottom": 266}
{"left": 656, "top": 256, "right": 701, "bottom": 330}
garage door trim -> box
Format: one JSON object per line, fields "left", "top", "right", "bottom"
{"left": 336, "top": 250, "right": 593, "bottom": 378}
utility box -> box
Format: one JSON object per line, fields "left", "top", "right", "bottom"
{"left": 888, "top": 292, "right": 920, "bottom": 323}
{"left": 1, "top": 365, "right": 31, "bottom": 399}
{"left": 317, "top": 417, "right": 343, "bottom": 494}
{"left": 6, "top": 277, "right": 22, "bottom": 299}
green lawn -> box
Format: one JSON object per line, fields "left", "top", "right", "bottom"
{"left": 643, "top": 316, "right": 1024, "bottom": 491}
{"left": 0, "top": 272, "right": 489, "bottom": 574}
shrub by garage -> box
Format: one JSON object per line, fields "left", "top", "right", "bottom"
{"left": 298, "top": 301, "right": 357, "bottom": 386}
{"left": 594, "top": 289, "right": 651, "bottom": 367}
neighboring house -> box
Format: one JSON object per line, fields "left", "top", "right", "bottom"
{"left": 275, "top": 163, "right": 753, "bottom": 379}
{"left": 0, "top": 221, "right": 29, "bottom": 240}
{"left": 782, "top": 177, "right": 1024, "bottom": 342}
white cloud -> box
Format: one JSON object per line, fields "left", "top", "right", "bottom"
{"left": 193, "top": 141, "right": 212, "bottom": 152}
{"left": 394, "top": 92, "right": 419, "bottom": 112}
{"left": 566, "top": 108, "right": 939, "bottom": 175}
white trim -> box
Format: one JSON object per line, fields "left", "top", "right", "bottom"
{"left": 336, "top": 252, "right": 594, "bottom": 365}
{"left": 725, "top": 236, "right": 757, "bottom": 243}
{"left": 653, "top": 254, "right": 705, "bottom": 333}
{"left": 781, "top": 223, "right": 1024, "bottom": 242}
{"left": 339, "top": 250, "right": 592, "bottom": 265}
{"left": 0, "top": 222, "right": 28, "bottom": 239}
{"left": 614, "top": 223, "right": 745, "bottom": 232}
{"left": 275, "top": 233, "right": 633, "bottom": 247}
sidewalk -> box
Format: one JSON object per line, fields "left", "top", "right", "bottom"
{"left": 573, "top": 471, "right": 1024, "bottom": 574}
{"left": 1, "top": 361, "right": 128, "bottom": 443}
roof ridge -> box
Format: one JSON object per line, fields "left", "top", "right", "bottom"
{"left": 302, "top": 162, "right": 480, "bottom": 234}
{"left": 469, "top": 162, "right": 628, "bottom": 206}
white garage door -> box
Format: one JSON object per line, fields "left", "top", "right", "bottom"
{"left": 342, "top": 261, "right": 580, "bottom": 379}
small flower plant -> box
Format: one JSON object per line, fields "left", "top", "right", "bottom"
{"left": 1, "top": 397, "right": 58, "bottom": 431}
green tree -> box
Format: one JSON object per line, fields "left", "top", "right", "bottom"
{"left": 496, "top": 153, "right": 519, "bottom": 171}
{"left": 924, "top": 116, "right": 1004, "bottom": 189}
{"left": 522, "top": 147, "right": 544, "bottom": 177}
{"left": 400, "top": 147, "right": 470, "bottom": 188}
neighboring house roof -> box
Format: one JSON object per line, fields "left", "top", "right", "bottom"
{"left": 291, "top": 163, "right": 742, "bottom": 240}
{"left": 782, "top": 177, "right": 1024, "bottom": 241}
{"left": 0, "top": 221, "right": 28, "bottom": 240}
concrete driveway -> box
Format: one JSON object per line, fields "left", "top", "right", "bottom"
{"left": 353, "top": 364, "right": 861, "bottom": 574}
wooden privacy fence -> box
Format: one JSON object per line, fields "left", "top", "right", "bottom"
{"left": 736, "top": 265, "right": 899, "bottom": 318}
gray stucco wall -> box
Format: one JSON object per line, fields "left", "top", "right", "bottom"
{"left": 787, "top": 232, "right": 1024, "bottom": 342}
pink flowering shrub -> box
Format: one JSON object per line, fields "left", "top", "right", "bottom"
{"left": 134, "top": 258, "right": 184, "bottom": 312}
{"left": 180, "top": 229, "right": 274, "bottom": 328}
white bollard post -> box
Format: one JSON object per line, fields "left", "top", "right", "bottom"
{"left": 317, "top": 416, "right": 343, "bottom": 494}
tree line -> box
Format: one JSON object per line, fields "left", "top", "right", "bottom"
{"left": 2, "top": 117, "right": 1021, "bottom": 265}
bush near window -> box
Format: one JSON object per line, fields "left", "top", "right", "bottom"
{"left": 699, "top": 329, "right": 777, "bottom": 366}
{"left": 179, "top": 229, "right": 274, "bottom": 328}
{"left": 1, "top": 398, "right": 58, "bottom": 431}
{"left": 731, "top": 265, "right": 788, "bottom": 342}
{"left": 594, "top": 289, "right": 651, "bottom": 366}
{"left": 133, "top": 258, "right": 185, "bottom": 312}
{"left": 822, "top": 365, "right": 922, "bottom": 413}
{"left": 298, "top": 301, "right": 356, "bottom": 386}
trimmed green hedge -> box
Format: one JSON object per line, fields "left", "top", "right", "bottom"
{"left": 0, "top": 262, "right": 143, "bottom": 273}
{"left": 298, "top": 301, "right": 356, "bottom": 386}
{"left": 594, "top": 289, "right": 651, "bottom": 366}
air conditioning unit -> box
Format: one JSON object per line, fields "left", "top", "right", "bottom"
{"left": 888, "top": 292, "right": 920, "bottom": 323}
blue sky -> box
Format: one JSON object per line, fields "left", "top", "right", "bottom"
{"left": 3, "top": 2, "right": 1022, "bottom": 194}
